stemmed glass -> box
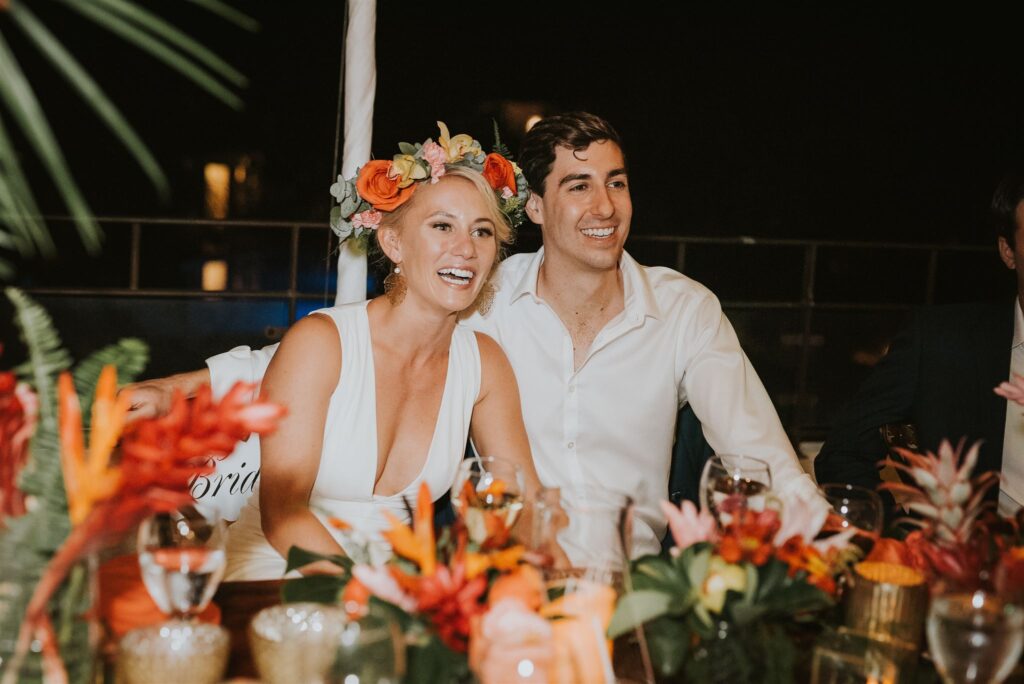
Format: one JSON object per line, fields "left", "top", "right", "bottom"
{"left": 821, "top": 483, "right": 884, "bottom": 555}
{"left": 699, "top": 454, "right": 773, "bottom": 526}
{"left": 136, "top": 506, "right": 227, "bottom": 620}
{"left": 119, "top": 507, "right": 229, "bottom": 684}
{"left": 926, "top": 589, "right": 1024, "bottom": 684}
{"left": 451, "top": 456, "right": 526, "bottom": 543}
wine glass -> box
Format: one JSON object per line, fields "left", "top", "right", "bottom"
{"left": 927, "top": 590, "right": 1024, "bottom": 683}
{"left": 451, "top": 457, "right": 525, "bottom": 543}
{"left": 821, "top": 483, "right": 884, "bottom": 554}
{"left": 699, "top": 454, "right": 772, "bottom": 527}
{"left": 137, "top": 506, "right": 227, "bottom": 620}
{"left": 327, "top": 609, "right": 404, "bottom": 684}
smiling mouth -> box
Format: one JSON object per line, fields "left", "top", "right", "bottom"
{"left": 437, "top": 267, "right": 475, "bottom": 285}
{"left": 581, "top": 226, "right": 615, "bottom": 239}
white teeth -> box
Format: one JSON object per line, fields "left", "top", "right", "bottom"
{"left": 438, "top": 267, "right": 474, "bottom": 285}
{"left": 582, "top": 227, "right": 614, "bottom": 238}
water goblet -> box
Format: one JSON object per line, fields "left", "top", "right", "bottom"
{"left": 451, "top": 456, "right": 526, "bottom": 543}
{"left": 136, "top": 506, "right": 227, "bottom": 620}
{"left": 926, "top": 589, "right": 1024, "bottom": 684}
{"left": 699, "top": 454, "right": 772, "bottom": 527}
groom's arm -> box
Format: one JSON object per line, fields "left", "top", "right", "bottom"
{"left": 123, "top": 343, "right": 279, "bottom": 421}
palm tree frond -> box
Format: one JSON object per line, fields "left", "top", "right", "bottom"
{"left": 58, "top": 0, "right": 245, "bottom": 110}
{"left": 8, "top": 2, "right": 171, "bottom": 202}
{"left": 92, "top": 0, "right": 249, "bottom": 88}
{"left": 0, "top": 102, "right": 55, "bottom": 258}
{"left": 184, "top": 0, "right": 261, "bottom": 32}
{"left": 0, "top": 33, "right": 103, "bottom": 254}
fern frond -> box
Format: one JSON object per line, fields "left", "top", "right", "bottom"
{"left": 5, "top": 287, "right": 71, "bottom": 432}
{"left": 492, "top": 119, "right": 513, "bottom": 160}
{"left": 73, "top": 338, "right": 148, "bottom": 421}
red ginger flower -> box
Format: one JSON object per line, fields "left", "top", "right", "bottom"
{"left": 718, "top": 509, "right": 780, "bottom": 566}
{"left": 0, "top": 370, "right": 36, "bottom": 524}
{"left": 6, "top": 368, "right": 285, "bottom": 684}
{"left": 414, "top": 561, "right": 488, "bottom": 653}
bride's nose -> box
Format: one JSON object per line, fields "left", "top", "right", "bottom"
{"left": 449, "top": 228, "right": 476, "bottom": 259}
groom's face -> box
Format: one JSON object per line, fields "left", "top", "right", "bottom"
{"left": 998, "top": 202, "right": 1024, "bottom": 301}
{"left": 526, "top": 140, "right": 632, "bottom": 274}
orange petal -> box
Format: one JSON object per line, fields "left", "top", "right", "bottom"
{"left": 58, "top": 372, "right": 86, "bottom": 522}
{"left": 415, "top": 482, "right": 436, "bottom": 576}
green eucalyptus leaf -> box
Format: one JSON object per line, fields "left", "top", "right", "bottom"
{"left": 398, "top": 142, "right": 418, "bottom": 156}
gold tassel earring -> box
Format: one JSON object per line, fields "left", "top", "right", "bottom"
{"left": 384, "top": 264, "right": 406, "bottom": 306}
{"left": 473, "top": 281, "right": 496, "bottom": 316}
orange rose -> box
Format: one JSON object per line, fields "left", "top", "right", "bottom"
{"left": 356, "top": 159, "right": 417, "bottom": 211}
{"left": 482, "top": 153, "right": 517, "bottom": 194}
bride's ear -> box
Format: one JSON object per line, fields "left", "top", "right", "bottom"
{"left": 377, "top": 225, "right": 402, "bottom": 264}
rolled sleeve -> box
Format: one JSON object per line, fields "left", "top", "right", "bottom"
{"left": 206, "top": 343, "right": 279, "bottom": 400}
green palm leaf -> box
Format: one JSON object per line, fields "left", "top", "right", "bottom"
{"left": 73, "top": 337, "right": 148, "bottom": 417}
{"left": 0, "top": 111, "right": 49, "bottom": 259}
{"left": 91, "top": 0, "right": 251, "bottom": 88}
{"left": 0, "top": 32, "right": 102, "bottom": 254}
{"left": 58, "top": 0, "right": 245, "bottom": 110}
{"left": 9, "top": 2, "right": 170, "bottom": 202}
{"left": 184, "top": 0, "right": 260, "bottom": 32}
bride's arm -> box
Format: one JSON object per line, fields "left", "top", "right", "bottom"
{"left": 469, "top": 333, "right": 542, "bottom": 499}
{"left": 260, "top": 314, "right": 345, "bottom": 573}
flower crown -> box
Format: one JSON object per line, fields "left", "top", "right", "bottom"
{"left": 329, "top": 122, "right": 528, "bottom": 244}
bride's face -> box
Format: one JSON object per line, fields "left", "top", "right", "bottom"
{"left": 384, "top": 175, "right": 499, "bottom": 314}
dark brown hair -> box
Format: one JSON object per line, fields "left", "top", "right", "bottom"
{"left": 519, "top": 112, "right": 624, "bottom": 197}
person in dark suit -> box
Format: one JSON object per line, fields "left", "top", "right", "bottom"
{"left": 814, "top": 175, "right": 1022, "bottom": 515}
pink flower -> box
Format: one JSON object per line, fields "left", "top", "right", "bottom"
{"left": 351, "top": 564, "right": 417, "bottom": 612}
{"left": 501, "top": 186, "right": 514, "bottom": 199}
{"left": 660, "top": 500, "right": 716, "bottom": 551}
{"left": 996, "top": 374, "right": 1024, "bottom": 406}
{"left": 351, "top": 209, "right": 383, "bottom": 230}
{"left": 420, "top": 141, "right": 447, "bottom": 183}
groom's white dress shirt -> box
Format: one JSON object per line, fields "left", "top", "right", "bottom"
{"left": 207, "top": 248, "right": 821, "bottom": 557}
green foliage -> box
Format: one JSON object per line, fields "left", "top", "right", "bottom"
{"left": 610, "top": 542, "right": 834, "bottom": 679}
{"left": 491, "top": 119, "right": 513, "bottom": 160}
{"left": 0, "top": 289, "right": 149, "bottom": 683}
{"left": 0, "top": 0, "right": 256, "bottom": 279}
{"left": 6, "top": 287, "right": 71, "bottom": 431}
{"left": 73, "top": 337, "right": 148, "bottom": 418}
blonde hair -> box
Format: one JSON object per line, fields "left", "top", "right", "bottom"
{"left": 378, "top": 166, "right": 513, "bottom": 248}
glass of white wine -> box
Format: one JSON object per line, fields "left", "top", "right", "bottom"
{"left": 136, "top": 506, "right": 227, "bottom": 620}
{"left": 451, "top": 456, "right": 525, "bottom": 544}
{"left": 927, "top": 589, "right": 1024, "bottom": 684}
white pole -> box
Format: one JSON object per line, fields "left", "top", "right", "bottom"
{"left": 334, "top": 0, "right": 375, "bottom": 305}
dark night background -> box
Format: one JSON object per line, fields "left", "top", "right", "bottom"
{"left": 2, "top": 2, "right": 1022, "bottom": 439}
{"left": 8, "top": 3, "right": 1024, "bottom": 242}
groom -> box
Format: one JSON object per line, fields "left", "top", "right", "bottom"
{"left": 129, "top": 112, "right": 824, "bottom": 555}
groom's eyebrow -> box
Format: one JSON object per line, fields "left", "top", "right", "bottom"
{"left": 557, "top": 172, "right": 592, "bottom": 187}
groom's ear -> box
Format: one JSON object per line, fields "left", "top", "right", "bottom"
{"left": 525, "top": 191, "right": 544, "bottom": 226}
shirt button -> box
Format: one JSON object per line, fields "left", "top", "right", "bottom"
{"left": 568, "top": 441, "right": 575, "bottom": 449}
{"left": 568, "top": 384, "right": 576, "bottom": 393}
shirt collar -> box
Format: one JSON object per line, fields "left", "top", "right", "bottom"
{"left": 1014, "top": 297, "right": 1024, "bottom": 349}
{"left": 508, "top": 247, "right": 663, "bottom": 321}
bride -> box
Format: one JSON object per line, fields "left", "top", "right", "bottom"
{"left": 224, "top": 128, "right": 544, "bottom": 579}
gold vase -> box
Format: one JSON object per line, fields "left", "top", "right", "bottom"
{"left": 843, "top": 561, "right": 929, "bottom": 649}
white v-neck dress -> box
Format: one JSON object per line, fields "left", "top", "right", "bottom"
{"left": 224, "top": 301, "right": 481, "bottom": 580}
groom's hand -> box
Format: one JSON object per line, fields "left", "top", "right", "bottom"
{"left": 120, "top": 368, "right": 210, "bottom": 422}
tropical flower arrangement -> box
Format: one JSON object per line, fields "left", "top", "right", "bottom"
{"left": 328, "top": 121, "right": 529, "bottom": 243}
{"left": 2, "top": 365, "right": 285, "bottom": 683}
{"left": 283, "top": 482, "right": 618, "bottom": 684}
{"left": 608, "top": 497, "right": 854, "bottom": 682}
